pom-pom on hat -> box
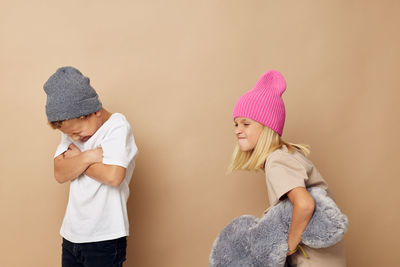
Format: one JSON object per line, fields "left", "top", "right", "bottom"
{"left": 44, "top": 66, "right": 102, "bottom": 122}
{"left": 233, "top": 70, "right": 287, "bottom": 136}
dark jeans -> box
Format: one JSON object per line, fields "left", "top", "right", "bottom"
{"left": 62, "top": 237, "right": 127, "bottom": 267}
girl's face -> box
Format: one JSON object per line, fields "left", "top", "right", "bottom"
{"left": 234, "top": 117, "right": 264, "bottom": 151}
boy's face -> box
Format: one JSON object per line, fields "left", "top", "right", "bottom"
{"left": 58, "top": 112, "right": 102, "bottom": 142}
{"left": 234, "top": 117, "right": 264, "bottom": 152}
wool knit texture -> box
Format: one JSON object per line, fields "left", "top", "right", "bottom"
{"left": 233, "top": 70, "right": 287, "bottom": 136}
{"left": 44, "top": 66, "right": 102, "bottom": 122}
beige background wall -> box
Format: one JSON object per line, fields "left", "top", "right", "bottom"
{"left": 1, "top": 0, "right": 399, "bottom": 266}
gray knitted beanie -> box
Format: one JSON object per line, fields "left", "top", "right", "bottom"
{"left": 44, "top": 66, "right": 102, "bottom": 122}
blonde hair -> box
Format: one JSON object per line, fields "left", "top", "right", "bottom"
{"left": 228, "top": 126, "right": 310, "bottom": 172}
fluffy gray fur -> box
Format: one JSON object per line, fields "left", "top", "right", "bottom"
{"left": 209, "top": 187, "right": 348, "bottom": 267}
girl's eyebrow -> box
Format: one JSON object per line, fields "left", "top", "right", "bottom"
{"left": 234, "top": 118, "right": 250, "bottom": 123}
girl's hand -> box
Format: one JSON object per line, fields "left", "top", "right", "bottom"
{"left": 64, "top": 143, "right": 81, "bottom": 158}
{"left": 287, "top": 244, "right": 309, "bottom": 259}
{"left": 287, "top": 244, "right": 298, "bottom": 256}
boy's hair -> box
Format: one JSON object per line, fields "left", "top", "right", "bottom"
{"left": 48, "top": 114, "right": 90, "bottom": 129}
{"left": 229, "top": 126, "right": 310, "bottom": 172}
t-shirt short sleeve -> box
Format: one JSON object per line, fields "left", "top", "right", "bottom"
{"left": 54, "top": 133, "right": 72, "bottom": 158}
{"left": 101, "top": 123, "right": 138, "bottom": 168}
{"left": 266, "top": 151, "right": 308, "bottom": 204}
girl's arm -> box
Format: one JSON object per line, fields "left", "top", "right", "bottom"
{"left": 286, "top": 187, "right": 315, "bottom": 255}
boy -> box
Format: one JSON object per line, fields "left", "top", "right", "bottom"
{"left": 44, "top": 66, "right": 138, "bottom": 267}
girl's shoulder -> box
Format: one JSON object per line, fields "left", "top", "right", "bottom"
{"left": 265, "top": 145, "right": 312, "bottom": 170}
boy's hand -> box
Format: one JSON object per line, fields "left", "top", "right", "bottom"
{"left": 87, "top": 147, "right": 103, "bottom": 163}
{"left": 54, "top": 145, "right": 103, "bottom": 184}
{"left": 63, "top": 143, "right": 103, "bottom": 163}
{"left": 64, "top": 143, "right": 81, "bottom": 158}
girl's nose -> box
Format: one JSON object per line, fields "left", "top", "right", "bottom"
{"left": 235, "top": 126, "right": 242, "bottom": 135}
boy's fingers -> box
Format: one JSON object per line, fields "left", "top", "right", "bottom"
{"left": 69, "top": 143, "right": 80, "bottom": 150}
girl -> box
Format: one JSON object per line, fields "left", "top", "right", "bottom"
{"left": 230, "top": 70, "right": 346, "bottom": 266}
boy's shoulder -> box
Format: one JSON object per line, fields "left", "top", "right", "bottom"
{"left": 107, "top": 112, "right": 130, "bottom": 124}
{"left": 110, "top": 113, "right": 128, "bottom": 123}
{"left": 102, "top": 113, "right": 132, "bottom": 134}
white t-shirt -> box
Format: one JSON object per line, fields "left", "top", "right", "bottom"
{"left": 54, "top": 113, "right": 138, "bottom": 243}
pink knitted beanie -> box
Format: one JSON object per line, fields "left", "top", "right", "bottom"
{"left": 233, "top": 70, "right": 287, "bottom": 136}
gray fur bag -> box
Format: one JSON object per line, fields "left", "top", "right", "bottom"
{"left": 209, "top": 187, "right": 348, "bottom": 267}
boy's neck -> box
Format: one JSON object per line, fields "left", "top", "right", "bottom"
{"left": 99, "top": 108, "right": 112, "bottom": 125}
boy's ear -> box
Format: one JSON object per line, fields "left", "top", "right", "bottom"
{"left": 94, "top": 110, "right": 102, "bottom": 117}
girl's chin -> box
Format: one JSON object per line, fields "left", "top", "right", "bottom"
{"left": 238, "top": 145, "right": 253, "bottom": 152}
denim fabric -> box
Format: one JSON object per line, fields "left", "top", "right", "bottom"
{"left": 62, "top": 237, "right": 127, "bottom": 267}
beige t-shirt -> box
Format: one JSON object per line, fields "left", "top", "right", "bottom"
{"left": 264, "top": 145, "right": 346, "bottom": 266}
{"left": 265, "top": 145, "right": 330, "bottom": 207}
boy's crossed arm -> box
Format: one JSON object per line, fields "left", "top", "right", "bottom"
{"left": 85, "top": 162, "right": 126, "bottom": 187}
{"left": 54, "top": 143, "right": 126, "bottom": 187}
